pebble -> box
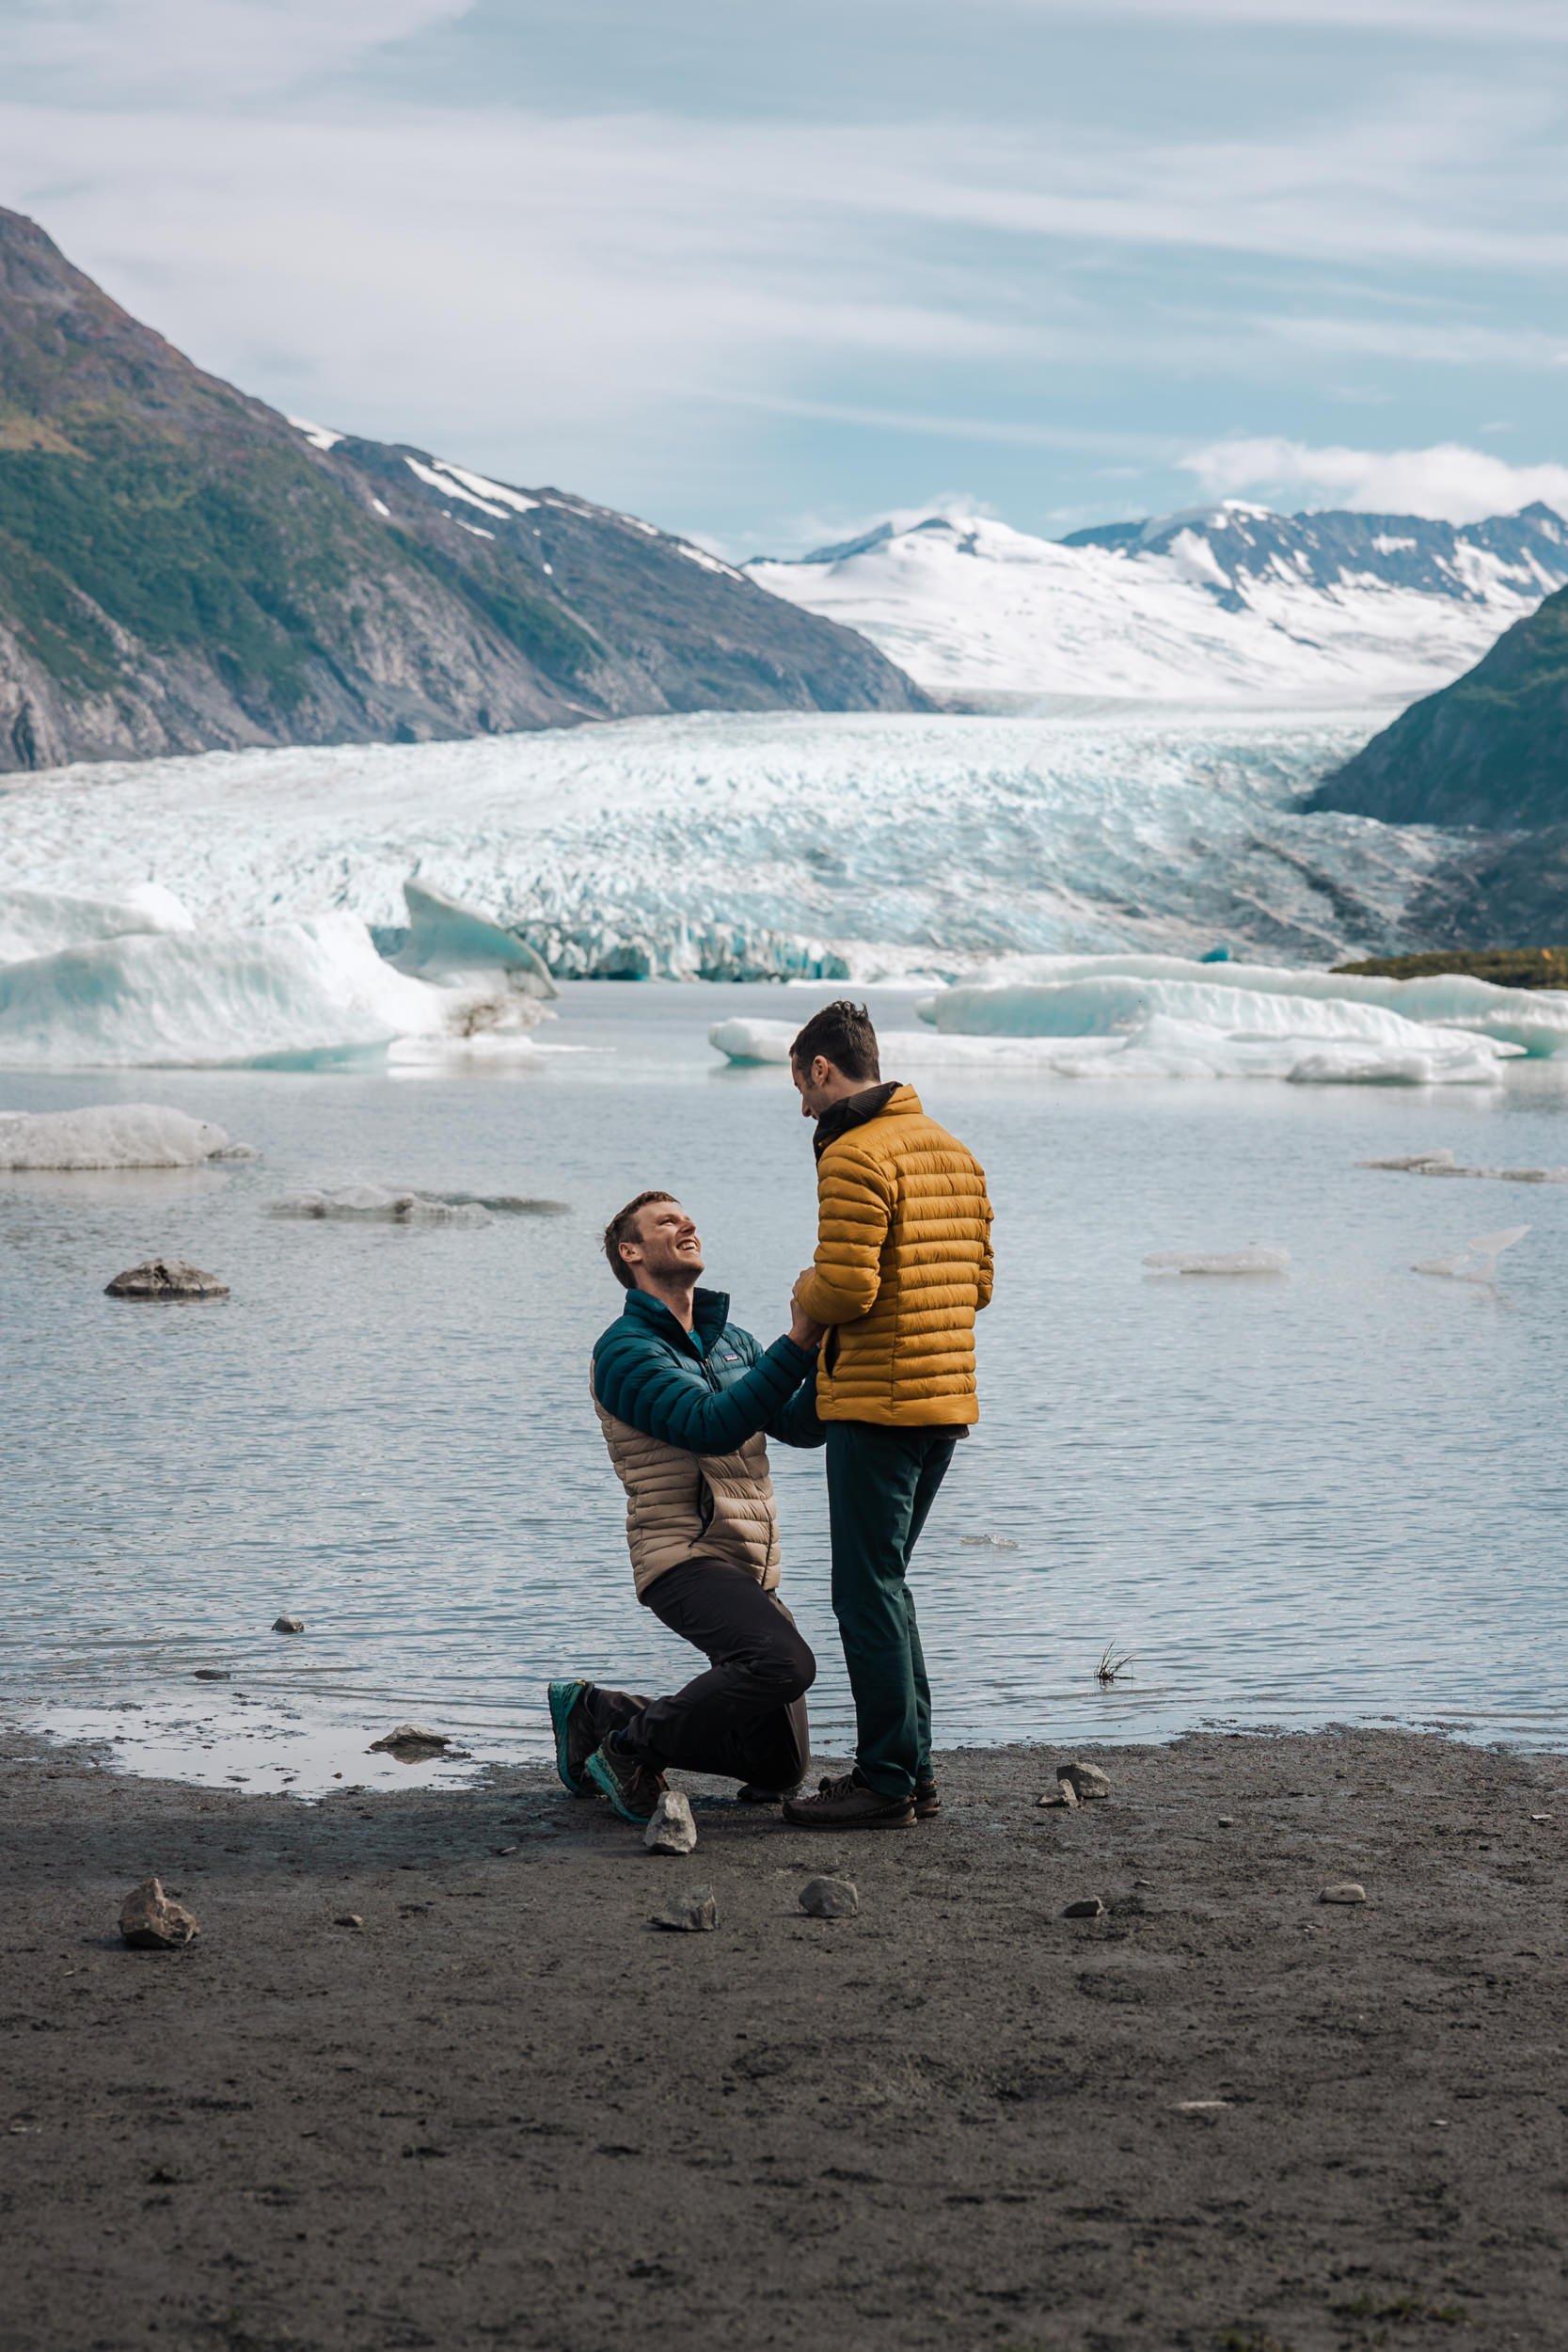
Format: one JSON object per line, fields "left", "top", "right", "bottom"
{"left": 650, "top": 1885, "right": 719, "bottom": 1933}
{"left": 1319, "top": 1882, "right": 1367, "bottom": 1905}
{"left": 1175, "top": 2098, "right": 1232, "bottom": 2114}
{"left": 799, "top": 1876, "right": 858, "bottom": 1919}
{"left": 272, "top": 1616, "right": 304, "bottom": 1635}
{"left": 1217, "top": 1815, "right": 1235, "bottom": 1828}
{"left": 335, "top": 1914, "right": 364, "bottom": 1929}
{"left": 119, "top": 1877, "right": 199, "bottom": 1949}
{"left": 1058, "top": 1760, "right": 1111, "bottom": 1802}
{"left": 1037, "top": 1782, "right": 1079, "bottom": 1810}
{"left": 1062, "top": 1897, "right": 1106, "bottom": 1919}
{"left": 1530, "top": 1813, "right": 1554, "bottom": 1824}
{"left": 644, "top": 1790, "right": 699, "bottom": 1855}
{"left": 104, "top": 1258, "right": 230, "bottom": 1300}
{"left": 193, "top": 1669, "right": 231, "bottom": 1681}
{"left": 491, "top": 1844, "right": 519, "bottom": 1857}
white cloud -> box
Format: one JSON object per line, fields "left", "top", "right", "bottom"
{"left": 1182, "top": 437, "right": 1568, "bottom": 522}
{"left": 985, "top": 0, "right": 1568, "bottom": 31}
{"left": 8, "top": 0, "right": 469, "bottom": 103}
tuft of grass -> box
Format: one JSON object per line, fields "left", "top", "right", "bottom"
{"left": 1330, "top": 2292, "right": 1470, "bottom": 2325}
{"left": 1096, "top": 1644, "right": 1134, "bottom": 1685}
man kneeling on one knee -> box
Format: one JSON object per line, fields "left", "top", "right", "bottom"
{"left": 548, "top": 1189, "right": 824, "bottom": 1828}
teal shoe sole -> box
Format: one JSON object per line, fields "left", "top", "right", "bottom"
{"left": 547, "top": 1677, "right": 590, "bottom": 1797}
{"left": 584, "top": 1744, "right": 657, "bottom": 1827}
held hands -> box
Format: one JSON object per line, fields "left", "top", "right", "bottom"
{"left": 788, "top": 1271, "right": 824, "bottom": 1350}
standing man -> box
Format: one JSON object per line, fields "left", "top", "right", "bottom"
{"left": 781, "top": 1004, "right": 993, "bottom": 1831}
{"left": 548, "top": 1191, "right": 824, "bottom": 1829}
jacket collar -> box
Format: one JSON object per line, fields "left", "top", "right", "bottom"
{"left": 812, "top": 1080, "right": 916, "bottom": 1160}
{"left": 622, "top": 1282, "right": 730, "bottom": 1352}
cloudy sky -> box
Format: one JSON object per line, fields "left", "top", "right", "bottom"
{"left": 4, "top": 0, "right": 1566, "bottom": 550}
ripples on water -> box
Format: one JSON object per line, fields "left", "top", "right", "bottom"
{"left": 4, "top": 981, "right": 1566, "bottom": 1791}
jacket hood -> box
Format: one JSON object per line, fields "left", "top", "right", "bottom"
{"left": 812, "top": 1080, "right": 917, "bottom": 1161}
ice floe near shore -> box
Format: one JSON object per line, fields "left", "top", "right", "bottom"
{"left": 711, "top": 994, "right": 1511, "bottom": 1086}
{"left": 0, "top": 1104, "right": 251, "bottom": 1168}
{"left": 268, "top": 1185, "right": 492, "bottom": 1227}
{"left": 0, "top": 882, "right": 553, "bottom": 1070}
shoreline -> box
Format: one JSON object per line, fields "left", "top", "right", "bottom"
{"left": 3, "top": 1724, "right": 1563, "bottom": 2350}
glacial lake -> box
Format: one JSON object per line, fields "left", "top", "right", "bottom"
{"left": 5, "top": 979, "right": 1566, "bottom": 1793}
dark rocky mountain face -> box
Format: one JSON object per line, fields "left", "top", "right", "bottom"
{"left": 1062, "top": 502, "right": 1568, "bottom": 616}
{"left": 1308, "top": 588, "right": 1568, "bottom": 830}
{"left": 0, "top": 209, "right": 925, "bottom": 773}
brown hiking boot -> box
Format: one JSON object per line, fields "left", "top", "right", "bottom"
{"left": 782, "top": 1769, "right": 914, "bottom": 1830}
{"left": 913, "top": 1777, "right": 941, "bottom": 1820}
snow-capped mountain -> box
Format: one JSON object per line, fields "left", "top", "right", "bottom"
{"left": 747, "top": 501, "right": 1568, "bottom": 707}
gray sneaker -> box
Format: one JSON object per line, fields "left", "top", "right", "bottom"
{"left": 585, "top": 1740, "right": 667, "bottom": 1827}
{"left": 782, "top": 1768, "right": 915, "bottom": 1830}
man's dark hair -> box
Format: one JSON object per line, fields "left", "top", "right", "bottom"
{"left": 603, "top": 1189, "right": 676, "bottom": 1289}
{"left": 790, "top": 1000, "right": 880, "bottom": 1083}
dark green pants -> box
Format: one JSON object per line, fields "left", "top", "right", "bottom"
{"left": 824, "top": 1421, "right": 958, "bottom": 1800}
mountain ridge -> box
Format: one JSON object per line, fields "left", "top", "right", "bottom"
{"left": 748, "top": 501, "right": 1568, "bottom": 707}
{"left": 0, "top": 208, "right": 925, "bottom": 774}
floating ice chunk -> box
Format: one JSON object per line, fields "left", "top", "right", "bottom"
{"left": 958, "top": 1534, "right": 1021, "bottom": 1549}
{"left": 393, "top": 880, "right": 557, "bottom": 999}
{"left": 0, "top": 1104, "right": 252, "bottom": 1169}
{"left": 268, "top": 1185, "right": 492, "bottom": 1227}
{"left": 935, "top": 954, "right": 1568, "bottom": 1059}
{"left": 710, "top": 1009, "right": 1504, "bottom": 1087}
{"left": 1143, "top": 1248, "right": 1290, "bottom": 1277}
{"left": 0, "top": 911, "right": 546, "bottom": 1070}
{"left": 1360, "top": 1150, "right": 1568, "bottom": 1183}
{"left": 0, "top": 883, "right": 194, "bottom": 966}
{"left": 1413, "top": 1226, "right": 1529, "bottom": 1284}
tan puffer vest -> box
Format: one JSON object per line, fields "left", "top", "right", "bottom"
{"left": 591, "top": 1372, "right": 782, "bottom": 1599}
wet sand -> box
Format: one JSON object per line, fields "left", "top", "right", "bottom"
{"left": 1, "top": 1727, "right": 1563, "bottom": 2352}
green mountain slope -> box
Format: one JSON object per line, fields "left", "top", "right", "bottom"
{"left": 0, "top": 209, "right": 925, "bottom": 772}
{"left": 1309, "top": 586, "right": 1568, "bottom": 829}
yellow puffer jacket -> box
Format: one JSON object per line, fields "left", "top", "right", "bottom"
{"left": 796, "top": 1085, "right": 993, "bottom": 1425}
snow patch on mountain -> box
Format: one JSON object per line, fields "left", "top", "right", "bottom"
{"left": 748, "top": 502, "right": 1568, "bottom": 706}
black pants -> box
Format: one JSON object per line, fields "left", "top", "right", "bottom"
{"left": 825, "top": 1422, "right": 957, "bottom": 1799}
{"left": 589, "top": 1558, "right": 815, "bottom": 1790}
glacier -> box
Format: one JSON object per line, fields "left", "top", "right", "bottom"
{"left": 747, "top": 505, "right": 1568, "bottom": 705}
{"left": 0, "top": 709, "right": 1467, "bottom": 993}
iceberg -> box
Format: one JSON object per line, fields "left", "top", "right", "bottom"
{"left": 1360, "top": 1149, "right": 1568, "bottom": 1184}
{"left": 1414, "top": 1226, "right": 1529, "bottom": 1285}
{"left": 710, "top": 1001, "right": 1507, "bottom": 1086}
{"left": 0, "top": 908, "right": 551, "bottom": 1071}
{"left": 931, "top": 952, "right": 1568, "bottom": 1058}
{"left": 0, "top": 882, "right": 194, "bottom": 965}
{"left": 0, "top": 1104, "right": 250, "bottom": 1168}
{"left": 390, "top": 880, "right": 557, "bottom": 998}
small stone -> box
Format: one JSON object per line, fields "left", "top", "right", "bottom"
{"left": 335, "top": 1914, "right": 364, "bottom": 1929}
{"left": 1058, "top": 1760, "right": 1111, "bottom": 1802}
{"left": 491, "top": 1844, "right": 518, "bottom": 1857}
{"left": 1217, "top": 1815, "right": 1235, "bottom": 1828}
{"left": 1530, "top": 1813, "right": 1554, "bottom": 1824}
{"left": 799, "top": 1876, "right": 858, "bottom": 1919}
{"left": 1319, "top": 1882, "right": 1367, "bottom": 1905}
{"left": 1175, "top": 2098, "right": 1232, "bottom": 2114}
{"left": 650, "top": 1884, "right": 719, "bottom": 1932}
{"left": 368, "top": 1724, "right": 451, "bottom": 1757}
{"left": 1062, "top": 1897, "right": 1105, "bottom": 1919}
{"left": 1037, "top": 1781, "right": 1079, "bottom": 1809}
{"left": 272, "top": 1616, "right": 304, "bottom": 1635}
{"left": 193, "top": 1669, "right": 231, "bottom": 1681}
{"left": 644, "top": 1790, "right": 698, "bottom": 1855}
{"left": 104, "top": 1258, "right": 229, "bottom": 1300}
{"left": 119, "top": 1877, "right": 199, "bottom": 1949}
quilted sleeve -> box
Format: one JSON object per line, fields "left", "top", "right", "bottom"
{"left": 795, "top": 1142, "right": 894, "bottom": 1327}
{"left": 594, "top": 1324, "right": 815, "bottom": 1454}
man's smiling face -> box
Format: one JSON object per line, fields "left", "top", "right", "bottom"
{"left": 623, "top": 1197, "right": 705, "bottom": 1289}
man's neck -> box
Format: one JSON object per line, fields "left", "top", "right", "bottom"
{"left": 636, "top": 1275, "right": 698, "bottom": 1334}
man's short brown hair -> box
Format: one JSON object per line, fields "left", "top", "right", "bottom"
{"left": 789, "top": 999, "right": 880, "bottom": 1084}
{"left": 603, "top": 1189, "right": 676, "bottom": 1289}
